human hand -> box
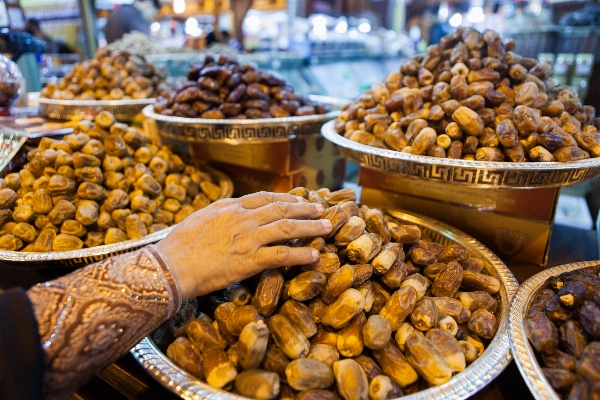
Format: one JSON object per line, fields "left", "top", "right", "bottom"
{"left": 155, "top": 191, "right": 332, "bottom": 299}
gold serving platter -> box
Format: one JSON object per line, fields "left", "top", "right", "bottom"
{"left": 132, "top": 209, "right": 519, "bottom": 400}
{"left": 321, "top": 120, "right": 600, "bottom": 189}
{"left": 144, "top": 95, "right": 347, "bottom": 143}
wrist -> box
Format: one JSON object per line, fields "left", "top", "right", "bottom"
{"left": 153, "top": 241, "right": 198, "bottom": 301}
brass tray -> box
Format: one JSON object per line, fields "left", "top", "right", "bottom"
{"left": 0, "top": 167, "right": 233, "bottom": 270}
{"left": 321, "top": 120, "right": 600, "bottom": 189}
{"left": 143, "top": 95, "right": 347, "bottom": 143}
{"left": 508, "top": 260, "right": 599, "bottom": 400}
{"left": 132, "top": 209, "right": 519, "bottom": 400}
{"left": 38, "top": 97, "right": 155, "bottom": 121}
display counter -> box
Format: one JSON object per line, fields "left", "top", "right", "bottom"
{"left": 0, "top": 215, "right": 597, "bottom": 400}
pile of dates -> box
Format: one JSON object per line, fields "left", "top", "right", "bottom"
{"left": 153, "top": 55, "right": 331, "bottom": 119}
{"left": 0, "top": 111, "right": 225, "bottom": 252}
{"left": 156, "top": 187, "right": 502, "bottom": 399}
{"left": 334, "top": 28, "right": 600, "bottom": 162}
{"left": 40, "top": 48, "right": 167, "bottom": 101}
{"left": 525, "top": 266, "right": 600, "bottom": 398}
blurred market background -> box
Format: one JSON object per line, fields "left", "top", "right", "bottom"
{"left": 0, "top": 0, "right": 596, "bottom": 108}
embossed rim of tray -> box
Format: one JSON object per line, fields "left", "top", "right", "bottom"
{"left": 38, "top": 97, "right": 156, "bottom": 120}
{"left": 321, "top": 120, "right": 600, "bottom": 189}
{"left": 143, "top": 95, "right": 347, "bottom": 143}
{"left": 132, "top": 209, "right": 519, "bottom": 400}
{"left": 0, "top": 167, "right": 233, "bottom": 269}
{"left": 508, "top": 261, "right": 599, "bottom": 400}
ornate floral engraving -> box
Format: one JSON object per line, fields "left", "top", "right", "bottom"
{"left": 27, "top": 245, "right": 181, "bottom": 399}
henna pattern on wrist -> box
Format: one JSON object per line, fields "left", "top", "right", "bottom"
{"left": 27, "top": 245, "right": 182, "bottom": 399}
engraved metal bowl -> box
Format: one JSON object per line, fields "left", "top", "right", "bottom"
{"left": 143, "top": 95, "right": 347, "bottom": 143}
{"left": 0, "top": 167, "right": 233, "bottom": 270}
{"left": 508, "top": 260, "right": 600, "bottom": 400}
{"left": 321, "top": 120, "right": 600, "bottom": 189}
{"left": 38, "top": 97, "right": 156, "bottom": 121}
{"left": 132, "top": 209, "right": 519, "bottom": 400}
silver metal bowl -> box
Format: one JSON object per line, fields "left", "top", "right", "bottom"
{"left": 143, "top": 95, "right": 347, "bottom": 143}
{"left": 0, "top": 167, "right": 233, "bottom": 270}
{"left": 321, "top": 120, "right": 600, "bottom": 189}
{"left": 132, "top": 209, "right": 519, "bottom": 400}
{"left": 38, "top": 97, "right": 156, "bottom": 121}
{"left": 508, "top": 260, "right": 600, "bottom": 400}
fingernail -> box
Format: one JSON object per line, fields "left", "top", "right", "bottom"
{"left": 296, "top": 196, "right": 305, "bottom": 203}
{"left": 311, "top": 249, "right": 320, "bottom": 260}
{"left": 321, "top": 219, "right": 333, "bottom": 230}
{"left": 315, "top": 204, "right": 325, "bottom": 213}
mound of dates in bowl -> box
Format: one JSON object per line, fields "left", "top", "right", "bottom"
{"left": 153, "top": 55, "right": 331, "bottom": 120}
{"left": 155, "top": 186, "right": 502, "bottom": 399}
{"left": 525, "top": 267, "right": 600, "bottom": 398}
{"left": 39, "top": 48, "right": 167, "bottom": 101}
{"left": 335, "top": 27, "right": 600, "bottom": 163}
{"left": 0, "top": 110, "right": 224, "bottom": 252}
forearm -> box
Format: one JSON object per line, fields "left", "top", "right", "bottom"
{"left": 27, "top": 245, "right": 182, "bottom": 400}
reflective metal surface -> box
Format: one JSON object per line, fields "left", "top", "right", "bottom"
{"left": 508, "top": 261, "right": 600, "bottom": 400}
{"left": 0, "top": 167, "right": 233, "bottom": 270}
{"left": 0, "top": 126, "right": 27, "bottom": 173}
{"left": 321, "top": 120, "right": 600, "bottom": 189}
{"left": 144, "top": 95, "right": 346, "bottom": 143}
{"left": 38, "top": 97, "right": 155, "bottom": 121}
{"left": 132, "top": 209, "right": 519, "bottom": 400}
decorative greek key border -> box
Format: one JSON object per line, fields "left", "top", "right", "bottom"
{"left": 157, "top": 120, "right": 327, "bottom": 142}
{"left": 339, "top": 146, "right": 600, "bottom": 188}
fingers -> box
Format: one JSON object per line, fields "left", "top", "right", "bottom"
{"left": 255, "top": 245, "right": 320, "bottom": 269}
{"left": 238, "top": 191, "right": 303, "bottom": 210}
{"left": 255, "top": 218, "right": 332, "bottom": 245}
{"left": 253, "top": 201, "right": 326, "bottom": 225}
